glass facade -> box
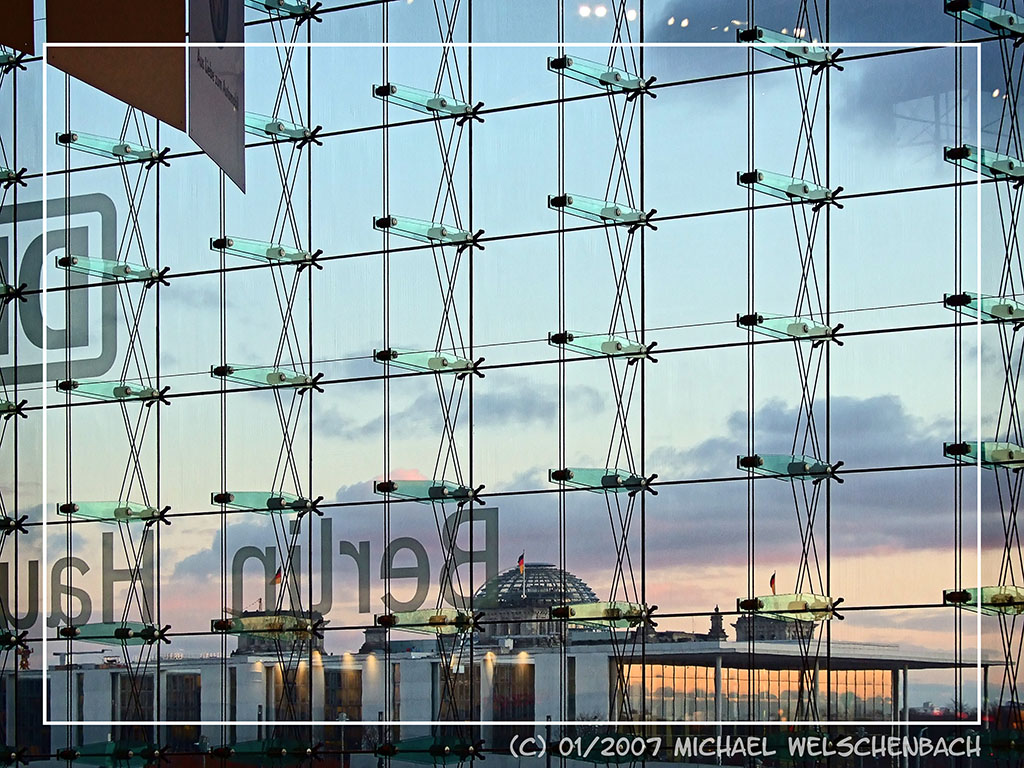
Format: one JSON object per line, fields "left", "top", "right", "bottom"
{"left": 0, "top": 0, "right": 1018, "bottom": 763}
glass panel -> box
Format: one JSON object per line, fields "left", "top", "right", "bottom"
{"left": 943, "top": 440, "right": 1024, "bottom": 469}
{"left": 739, "top": 26, "right": 837, "bottom": 67}
{"left": 737, "top": 453, "right": 832, "bottom": 481}
{"left": 944, "top": 291, "right": 1024, "bottom": 322}
{"left": 373, "top": 82, "right": 474, "bottom": 118}
{"left": 737, "top": 168, "right": 836, "bottom": 204}
{"left": 944, "top": 0, "right": 1024, "bottom": 36}
{"left": 546, "top": 54, "right": 645, "bottom": 94}
{"left": 373, "top": 478, "right": 473, "bottom": 504}
{"left": 55, "top": 130, "right": 160, "bottom": 162}
{"left": 740, "top": 593, "right": 835, "bottom": 622}
{"left": 373, "top": 214, "right": 474, "bottom": 247}
{"left": 244, "top": 111, "right": 316, "bottom": 141}
{"left": 550, "top": 600, "right": 648, "bottom": 629}
{"left": 211, "top": 363, "right": 315, "bottom": 388}
{"left": 375, "top": 608, "right": 475, "bottom": 635}
{"left": 210, "top": 235, "right": 313, "bottom": 265}
{"left": 548, "top": 466, "right": 644, "bottom": 493}
{"left": 56, "top": 500, "right": 162, "bottom": 524}
{"left": 944, "top": 143, "right": 1024, "bottom": 180}
{"left": 373, "top": 348, "right": 475, "bottom": 375}
{"left": 548, "top": 330, "right": 649, "bottom": 359}
{"left": 547, "top": 192, "right": 648, "bottom": 225}
{"left": 737, "top": 312, "right": 835, "bottom": 342}
{"left": 64, "top": 741, "right": 156, "bottom": 764}
{"left": 56, "top": 254, "right": 158, "bottom": 283}
{"left": 58, "top": 378, "right": 161, "bottom": 403}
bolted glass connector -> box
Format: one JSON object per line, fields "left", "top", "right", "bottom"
{"left": 548, "top": 467, "right": 646, "bottom": 494}
{"left": 736, "top": 592, "right": 835, "bottom": 622}
{"left": 210, "top": 235, "right": 312, "bottom": 265}
{"left": 943, "top": 586, "right": 1024, "bottom": 616}
{"left": 374, "top": 608, "right": 477, "bottom": 635}
{"left": 944, "top": 144, "right": 1024, "bottom": 181}
{"left": 373, "top": 215, "right": 477, "bottom": 248}
{"left": 549, "top": 600, "right": 650, "bottom": 629}
{"left": 56, "top": 378, "right": 162, "bottom": 403}
{"left": 210, "top": 490, "right": 316, "bottom": 514}
{"left": 548, "top": 192, "right": 650, "bottom": 227}
{"left": 943, "top": 291, "right": 1024, "bottom": 322}
{"left": 57, "top": 254, "right": 159, "bottom": 283}
{"left": 211, "top": 363, "right": 314, "bottom": 388}
{"left": 737, "top": 27, "right": 841, "bottom": 69}
{"left": 244, "top": 111, "right": 316, "bottom": 141}
{"left": 737, "top": 168, "right": 840, "bottom": 208}
{"left": 943, "top": 440, "right": 1024, "bottom": 469}
{"left": 56, "top": 130, "right": 160, "bottom": 163}
{"left": 57, "top": 500, "right": 163, "bottom": 524}
{"left": 373, "top": 82, "right": 477, "bottom": 119}
{"left": 374, "top": 478, "right": 475, "bottom": 505}
{"left": 736, "top": 312, "right": 836, "bottom": 342}
{"left": 944, "top": 0, "right": 1024, "bottom": 38}
{"left": 546, "top": 55, "right": 651, "bottom": 96}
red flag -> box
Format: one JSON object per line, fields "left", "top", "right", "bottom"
{"left": 770, "top": 571, "right": 776, "bottom": 595}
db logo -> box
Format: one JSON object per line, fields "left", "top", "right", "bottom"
{"left": 0, "top": 194, "right": 118, "bottom": 384}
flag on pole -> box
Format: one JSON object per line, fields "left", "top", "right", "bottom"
{"left": 519, "top": 552, "right": 526, "bottom": 598}
{"left": 769, "top": 571, "right": 776, "bottom": 595}
{"left": 272, "top": 567, "right": 282, "bottom": 585}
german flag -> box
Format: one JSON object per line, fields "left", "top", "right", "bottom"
{"left": 518, "top": 552, "right": 525, "bottom": 575}
{"left": 272, "top": 567, "right": 282, "bottom": 585}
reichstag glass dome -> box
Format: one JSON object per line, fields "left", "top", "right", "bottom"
{"left": 473, "top": 563, "right": 598, "bottom": 609}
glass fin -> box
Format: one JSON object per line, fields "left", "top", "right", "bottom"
{"left": 946, "top": 586, "right": 1024, "bottom": 616}
{"left": 944, "top": 291, "right": 1024, "bottom": 322}
{"left": 550, "top": 601, "right": 648, "bottom": 629}
{"left": 548, "top": 467, "right": 644, "bottom": 494}
{"left": 548, "top": 331, "right": 648, "bottom": 359}
{"left": 944, "top": 440, "right": 1024, "bottom": 469}
{"left": 737, "top": 168, "right": 834, "bottom": 204}
{"left": 737, "top": 312, "right": 834, "bottom": 341}
{"left": 373, "top": 215, "right": 473, "bottom": 246}
{"left": 739, "top": 26, "right": 836, "bottom": 65}
{"left": 212, "top": 613, "right": 319, "bottom": 640}
{"left": 57, "top": 501, "right": 161, "bottom": 524}
{"left": 374, "top": 478, "right": 473, "bottom": 504}
{"left": 58, "top": 379, "right": 160, "bottom": 403}
{"left": 548, "top": 193, "right": 647, "bottom": 225}
{"left": 944, "top": 0, "right": 1024, "bottom": 36}
{"left": 60, "top": 621, "right": 155, "bottom": 646}
{"left": 244, "top": 111, "right": 315, "bottom": 141}
{"left": 211, "top": 490, "right": 313, "bottom": 514}
{"left": 56, "top": 130, "right": 159, "bottom": 162}
{"left": 384, "top": 736, "right": 482, "bottom": 765}
{"left": 211, "top": 364, "right": 314, "bottom": 388}
{"left": 740, "top": 592, "right": 835, "bottom": 622}
{"left": 737, "top": 453, "right": 831, "bottom": 481}
{"left": 373, "top": 83, "right": 473, "bottom": 117}
{"left": 547, "top": 55, "right": 645, "bottom": 93}
{"left": 244, "top": 0, "right": 311, "bottom": 17}
{"left": 944, "top": 144, "right": 1024, "bottom": 180}
{"left": 57, "top": 254, "right": 158, "bottom": 283}
{"left": 375, "top": 608, "right": 475, "bottom": 635}
{"left": 211, "top": 235, "right": 311, "bottom": 265}
{"left": 374, "top": 348, "right": 473, "bottom": 375}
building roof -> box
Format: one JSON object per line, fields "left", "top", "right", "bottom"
{"left": 473, "top": 563, "right": 598, "bottom": 609}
